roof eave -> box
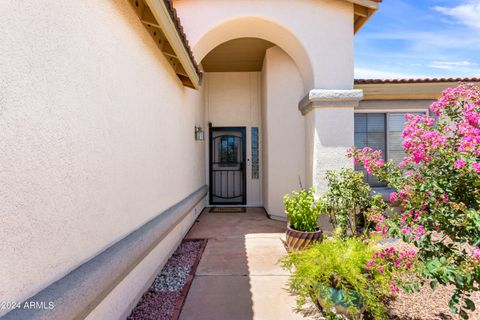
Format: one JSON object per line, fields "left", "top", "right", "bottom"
{"left": 348, "top": 0, "right": 380, "bottom": 34}
{"left": 354, "top": 78, "right": 480, "bottom": 100}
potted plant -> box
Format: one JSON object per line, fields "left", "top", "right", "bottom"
{"left": 280, "top": 237, "right": 391, "bottom": 319}
{"left": 283, "top": 188, "right": 323, "bottom": 251}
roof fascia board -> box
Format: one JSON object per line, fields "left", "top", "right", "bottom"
{"left": 354, "top": 82, "right": 458, "bottom": 100}
{"left": 347, "top": 0, "right": 379, "bottom": 10}
{"left": 144, "top": 0, "right": 201, "bottom": 89}
{"left": 350, "top": 0, "right": 379, "bottom": 33}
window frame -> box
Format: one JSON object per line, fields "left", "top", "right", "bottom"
{"left": 354, "top": 109, "right": 429, "bottom": 186}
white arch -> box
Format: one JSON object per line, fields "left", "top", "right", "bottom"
{"left": 192, "top": 16, "right": 314, "bottom": 91}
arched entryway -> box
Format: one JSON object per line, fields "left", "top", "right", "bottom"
{"left": 174, "top": 1, "right": 361, "bottom": 219}
{"left": 199, "top": 35, "right": 306, "bottom": 218}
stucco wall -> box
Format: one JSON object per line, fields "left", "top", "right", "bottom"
{"left": 357, "top": 99, "right": 433, "bottom": 112}
{"left": 0, "top": 0, "right": 205, "bottom": 309}
{"left": 261, "top": 47, "right": 305, "bottom": 219}
{"left": 305, "top": 106, "right": 355, "bottom": 192}
{"left": 174, "top": 0, "right": 355, "bottom": 90}
{"left": 84, "top": 200, "right": 205, "bottom": 320}
{"left": 204, "top": 72, "right": 262, "bottom": 206}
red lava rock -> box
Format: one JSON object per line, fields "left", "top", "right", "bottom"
{"left": 127, "top": 291, "right": 180, "bottom": 320}
{"left": 127, "top": 240, "right": 205, "bottom": 320}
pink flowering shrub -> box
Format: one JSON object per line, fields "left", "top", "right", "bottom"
{"left": 368, "top": 247, "right": 417, "bottom": 272}
{"left": 348, "top": 83, "right": 480, "bottom": 319}
{"left": 365, "top": 246, "right": 421, "bottom": 295}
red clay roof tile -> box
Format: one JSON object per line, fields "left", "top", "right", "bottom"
{"left": 163, "top": 0, "right": 201, "bottom": 78}
{"left": 355, "top": 78, "right": 480, "bottom": 84}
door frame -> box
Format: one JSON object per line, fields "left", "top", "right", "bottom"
{"left": 209, "top": 126, "right": 247, "bottom": 205}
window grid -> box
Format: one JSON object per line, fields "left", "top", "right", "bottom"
{"left": 354, "top": 111, "right": 427, "bottom": 187}
{"left": 251, "top": 127, "right": 259, "bottom": 179}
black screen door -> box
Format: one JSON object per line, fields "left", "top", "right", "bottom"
{"left": 209, "top": 127, "right": 246, "bottom": 205}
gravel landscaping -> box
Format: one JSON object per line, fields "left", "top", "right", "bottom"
{"left": 380, "top": 240, "right": 480, "bottom": 320}
{"left": 127, "top": 239, "right": 206, "bottom": 320}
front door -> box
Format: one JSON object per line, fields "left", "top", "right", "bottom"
{"left": 209, "top": 127, "right": 246, "bottom": 205}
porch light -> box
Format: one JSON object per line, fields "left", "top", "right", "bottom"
{"left": 195, "top": 126, "right": 204, "bottom": 141}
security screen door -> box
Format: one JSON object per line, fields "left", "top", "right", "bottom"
{"left": 209, "top": 127, "right": 246, "bottom": 205}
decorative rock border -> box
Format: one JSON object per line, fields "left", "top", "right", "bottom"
{"left": 127, "top": 239, "right": 208, "bottom": 320}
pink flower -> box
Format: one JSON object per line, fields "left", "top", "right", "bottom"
{"left": 401, "top": 114, "right": 447, "bottom": 164}
{"left": 454, "top": 159, "right": 467, "bottom": 169}
{"left": 472, "top": 248, "right": 480, "bottom": 261}
{"left": 349, "top": 147, "right": 386, "bottom": 175}
{"left": 442, "top": 194, "right": 449, "bottom": 203}
{"left": 366, "top": 259, "right": 376, "bottom": 270}
{"left": 381, "top": 225, "right": 389, "bottom": 235}
{"left": 401, "top": 226, "right": 411, "bottom": 235}
{"left": 472, "top": 162, "right": 480, "bottom": 173}
{"left": 390, "top": 284, "right": 400, "bottom": 293}
{"left": 389, "top": 192, "right": 398, "bottom": 203}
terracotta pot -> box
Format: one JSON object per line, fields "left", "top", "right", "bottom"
{"left": 285, "top": 225, "right": 323, "bottom": 251}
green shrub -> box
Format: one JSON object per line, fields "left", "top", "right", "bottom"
{"left": 284, "top": 188, "right": 323, "bottom": 232}
{"left": 321, "top": 168, "right": 388, "bottom": 239}
{"left": 280, "top": 237, "right": 391, "bottom": 319}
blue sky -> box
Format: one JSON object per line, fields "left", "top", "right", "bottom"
{"left": 354, "top": 0, "right": 480, "bottom": 79}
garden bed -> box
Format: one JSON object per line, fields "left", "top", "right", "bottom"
{"left": 127, "top": 239, "right": 207, "bottom": 320}
{"left": 381, "top": 240, "right": 480, "bottom": 320}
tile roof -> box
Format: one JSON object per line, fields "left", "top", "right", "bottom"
{"left": 163, "top": 0, "right": 201, "bottom": 78}
{"left": 355, "top": 77, "right": 480, "bottom": 84}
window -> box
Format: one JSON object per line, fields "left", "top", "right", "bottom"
{"left": 218, "top": 136, "right": 238, "bottom": 164}
{"left": 354, "top": 112, "right": 425, "bottom": 186}
{"left": 354, "top": 113, "right": 386, "bottom": 186}
{"left": 388, "top": 113, "right": 408, "bottom": 165}
{"left": 251, "top": 127, "right": 259, "bottom": 179}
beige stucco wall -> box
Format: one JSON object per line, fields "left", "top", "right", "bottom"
{"left": 305, "top": 107, "right": 355, "bottom": 191}
{"left": 261, "top": 47, "right": 305, "bottom": 219}
{"left": 357, "top": 99, "right": 433, "bottom": 112}
{"left": 204, "top": 72, "right": 262, "bottom": 206}
{"left": 84, "top": 201, "right": 204, "bottom": 320}
{"left": 0, "top": 0, "right": 205, "bottom": 311}
{"left": 174, "top": 0, "right": 355, "bottom": 90}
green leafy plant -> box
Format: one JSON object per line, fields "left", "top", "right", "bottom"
{"left": 284, "top": 188, "right": 323, "bottom": 232}
{"left": 280, "top": 237, "right": 391, "bottom": 319}
{"left": 321, "top": 168, "right": 389, "bottom": 239}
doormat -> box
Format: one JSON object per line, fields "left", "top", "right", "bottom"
{"left": 209, "top": 207, "right": 246, "bottom": 213}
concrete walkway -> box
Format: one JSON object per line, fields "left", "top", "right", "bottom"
{"left": 179, "top": 208, "right": 317, "bottom": 320}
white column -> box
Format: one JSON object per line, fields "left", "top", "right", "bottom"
{"left": 299, "top": 89, "right": 363, "bottom": 192}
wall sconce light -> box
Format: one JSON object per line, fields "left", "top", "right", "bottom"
{"left": 194, "top": 126, "right": 204, "bottom": 141}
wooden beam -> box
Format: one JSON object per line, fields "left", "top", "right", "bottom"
{"left": 144, "top": 0, "right": 201, "bottom": 89}
{"left": 128, "top": 0, "right": 201, "bottom": 89}
{"left": 347, "top": 0, "right": 379, "bottom": 10}
{"left": 351, "top": 0, "right": 379, "bottom": 34}
{"left": 354, "top": 4, "right": 369, "bottom": 17}
{"left": 140, "top": 5, "right": 158, "bottom": 26}
{"left": 354, "top": 16, "right": 368, "bottom": 33}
